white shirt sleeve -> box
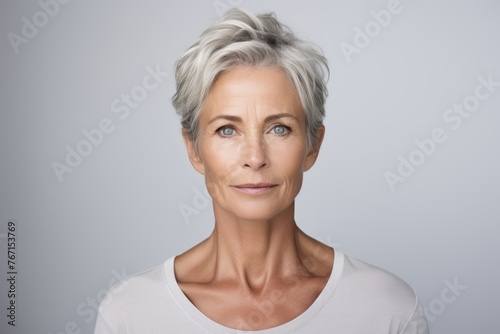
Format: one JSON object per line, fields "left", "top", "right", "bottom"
{"left": 94, "top": 310, "right": 115, "bottom": 334}
{"left": 399, "top": 296, "right": 430, "bottom": 334}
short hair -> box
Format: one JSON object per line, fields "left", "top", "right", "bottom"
{"left": 172, "top": 8, "right": 329, "bottom": 151}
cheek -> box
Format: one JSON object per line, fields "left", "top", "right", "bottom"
{"left": 199, "top": 141, "right": 238, "bottom": 198}
{"left": 270, "top": 140, "right": 307, "bottom": 172}
{"left": 269, "top": 141, "right": 307, "bottom": 194}
{"left": 202, "top": 140, "right": 240, "bottom": 174}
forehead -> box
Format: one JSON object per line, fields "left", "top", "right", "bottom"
{"left": 201, "top": 66, "right": 304, "bottom": 120}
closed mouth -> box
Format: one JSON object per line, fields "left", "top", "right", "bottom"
{"left": 231, "top": 183, "right": 278, "bottom": 194}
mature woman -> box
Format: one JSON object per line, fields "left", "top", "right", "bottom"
{"left": 95, "top": 8, "right": 429, "bottom": 334}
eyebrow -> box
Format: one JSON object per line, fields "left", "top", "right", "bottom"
{"left": 208, "top": 113, "right": 299, "bottom": 124}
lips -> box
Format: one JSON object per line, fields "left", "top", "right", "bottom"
{"left": 231, "top": 183, "right": 278, "bottom": 195}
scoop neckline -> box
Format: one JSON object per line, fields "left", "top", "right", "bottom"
{"left": 163, "top": 249, "right": 345, "bottom": 333}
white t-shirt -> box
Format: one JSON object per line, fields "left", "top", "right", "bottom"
{"left": 94, "top": 250, "right": 429, "bottom": 333}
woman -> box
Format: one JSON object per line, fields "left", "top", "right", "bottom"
{"left": 95, "top": 8, "right": 429, "bottom": 333}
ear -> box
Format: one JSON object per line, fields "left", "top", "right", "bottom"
{"left": 182, "top": 130, "right": 205, "bottom": 175}
{"left": 304, "top": 124, "right": 325, "bottom": 172}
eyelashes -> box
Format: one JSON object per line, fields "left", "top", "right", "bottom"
{"left": 216, "top": 124, "right": 292, "bottom": 138}
{"left": 270, "top": 124, "right": 291, "bottom": 136}
{"left": 217, "top": 125, "right": 236, "bottom": 137}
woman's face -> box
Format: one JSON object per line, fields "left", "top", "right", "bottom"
{"left": 183, "top": 66, "right": 324, "bottom": 221}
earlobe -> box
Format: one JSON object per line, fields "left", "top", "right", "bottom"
{"left": 304, "top": 124, "right": 325, "bottom": 172}
{"left": 182, "top": 130, "right": 205, "bottom": 175}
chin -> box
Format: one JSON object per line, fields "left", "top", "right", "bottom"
{"left": 222, "top": 200, "right": 293, "bottom": 222}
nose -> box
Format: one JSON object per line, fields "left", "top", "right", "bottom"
{"left": 242, "top": 134, "right": 269, "bottom": 171}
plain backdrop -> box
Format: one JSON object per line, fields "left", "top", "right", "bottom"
{"left": 1, "top": 1, "right": 499, "bottom": 333}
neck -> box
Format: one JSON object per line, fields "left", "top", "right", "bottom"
{"left": 175, "top": 201, "right": 334, "bottom": 294}
{"left": 207, "top": 201, "right": 305, "bottom": 291}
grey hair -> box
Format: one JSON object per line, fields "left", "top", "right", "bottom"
{"left": 172, "top": 8, "right": 329, "bottom": 150}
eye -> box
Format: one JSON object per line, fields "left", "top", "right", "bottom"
{"left": 271, "top": 124, "right": 290, "bottom": 136}
{"left": 217, "top": 126, "right": 235, "bottom": 137}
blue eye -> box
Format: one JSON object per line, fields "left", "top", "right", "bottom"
{"left": 272, "top": 125, "right": 289, "bottom": 135}
{"left": 218, "top": 126, "right": 235, "bottom": 137}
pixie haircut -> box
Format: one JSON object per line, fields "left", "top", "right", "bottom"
{"left": 172, "top": 8, "right": 329, "bottom": 150}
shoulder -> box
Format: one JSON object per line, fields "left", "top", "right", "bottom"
{"left": 336, "top": 252, "right": 421, "bottom": 322}
{"left": 342, "top": 253, "right": 416, "bottom": 297}
{"left": 96, "top": 259, "right": 174, "bottom": 325}
{"left": 317, "top": 251, "right": 429, "bottom": 333}
{"left": 105, "top": 261, "right": 166, "bottom": 301}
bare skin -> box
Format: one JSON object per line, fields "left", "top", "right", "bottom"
{"left": 176, "top": 67, "right": 333, "bottom": 331}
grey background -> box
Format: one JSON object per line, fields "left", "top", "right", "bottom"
{"left": 1, "top": 0, "right": 499, "bottom": 333}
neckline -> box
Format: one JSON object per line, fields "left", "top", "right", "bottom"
{"left": 163, "top": 250, "right": 345, "bottom": 333}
